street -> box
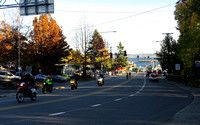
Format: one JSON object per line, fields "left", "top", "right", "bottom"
{"left": 0, "top": 73, "right": 193, "bottom": 125}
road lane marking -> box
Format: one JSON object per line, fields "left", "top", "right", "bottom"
{"left": 91, "top": 104, "right": 102, "bottom": 107}
{"left": 1, "top": 73, "right": 147, "bottom": 125}
{"left": 1, "top": 73, "right": 147, "bottom": 124}
{"left": 129, "top": 94, "right": 135, "bottom": 97}
{"left": 0, "top": 73, "right": 139, "bottom": 111}
{"left": 114, "top": 98, "right": 122, "bottom": 101}
{"left": 48, "top": 112, "right": 66, "bottom": 116}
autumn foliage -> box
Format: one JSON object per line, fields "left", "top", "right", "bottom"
{"left": 27, "top": 14, "right": 70, "bottom": 74}
{"left": 0, "top": 14, "right": 70, "bottom": 74}
{"left": 0, "top": 15, "right": 115, "bottom": 74}
{"left": 0, "top": 21, "right": 27, "bottom": 67}
{"left": 88, "top": 29, "right": 111, "bottom": 69}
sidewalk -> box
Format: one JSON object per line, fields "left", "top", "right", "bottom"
{"left": 162, "top": 79, "right": 200, "bottom": 125}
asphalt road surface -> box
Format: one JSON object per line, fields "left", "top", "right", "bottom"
{"left": 0, "top": 73, "right": 193, "bottom": 125}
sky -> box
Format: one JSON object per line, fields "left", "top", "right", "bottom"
{"left": 0, "top": 0, "right": 180, "bottom": 54}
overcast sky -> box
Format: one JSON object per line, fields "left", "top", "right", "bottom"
{"left": 0, "top": 0, "right": 180, "bottom": 54}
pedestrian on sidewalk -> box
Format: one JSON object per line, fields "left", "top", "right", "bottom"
{"left": 126, "top": 71, "right": 129, "bottom": 80}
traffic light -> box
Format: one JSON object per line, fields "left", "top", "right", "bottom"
{"left": 124, "top": 51, "right": 127, "bottom": 56}
{"left": 137, "top": 55, "right": 139, "bottom": 58}
{"left": 147, "top": 56, "right": 150, "bottom": 58}
{"left": 110, "top": 53, "right": 113, "bottom": 58}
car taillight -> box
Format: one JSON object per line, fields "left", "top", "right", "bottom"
{"left": 156, "top": 76, "right": 159, "bottom": 78}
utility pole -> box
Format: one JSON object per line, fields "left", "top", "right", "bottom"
{"left": 83, "top": 26, "right": 87, "bottom": 78}
{"left": 17, "top": 9, "right": 21, "bottom": 73}
{"left": 110, "top": 46, "right": 113, "bottom": 70}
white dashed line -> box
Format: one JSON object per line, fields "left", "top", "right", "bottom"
{"left": 136, "top": 91, "right": 140, "bottom": 94}
{"left": 114, "top": 98, "right": 122, "bottom": 101}
{"left": 91, "top": 104, "right": 102, "bottom": 107}
{"left": 48, "top": 112, "right": 66, "bottom": 116}
{"left": 129, "top": 94, "right": 135, "bottom": 97}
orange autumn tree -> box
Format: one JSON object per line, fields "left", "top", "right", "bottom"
{"left": 0, "top": 21, "right": 27, "bottom": 67}
{"left": 28, "top": 14, "right": 70, "bottom": 74}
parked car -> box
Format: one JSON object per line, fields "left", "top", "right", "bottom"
{"left": 15, "top": 71, "right": 31, "bottom": 77}
{"left": 102, "top": 70, "right": 108, "bottom": 75}
{"left": 149, "top": 73, "right": 159, "bottom": 82}
{"left": 51, "top": 75, "right": 67, "bottom": 83}
{"left": 35, "top": 74, "right": 47, "bottom": 82}
{"left": 0, "top": 70, "right": 21, "bottom": 85}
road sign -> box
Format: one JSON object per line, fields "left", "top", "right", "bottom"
{"left": 175, "top": 64, "right": 180, "bottom": 71}
{"left": 195, "top": 61, "right": 200, "bottom": 68}
{"left": 20, "top": 0, "right": 54, "bottom": 16}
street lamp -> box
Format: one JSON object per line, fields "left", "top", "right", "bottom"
{"left": 99, "top": 31, "right": 116, "bottom": 33}
{"left": 162, "top": 33, "right": 173, "bottom": 37}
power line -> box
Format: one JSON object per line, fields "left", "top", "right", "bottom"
{"left": 0, "top": 0, "right": 6, "bottom": 6}
{"left": 56, "top": 9, "right": 173, "bottom": 14}
{"left": 66, "top": 3, "right": 176, "bottom": 32}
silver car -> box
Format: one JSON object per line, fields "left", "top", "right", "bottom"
{"left": 0, "top": 70, "right": 21, "bottom": 83}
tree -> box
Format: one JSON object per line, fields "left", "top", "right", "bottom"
{"left": 73, "top": 17, "right": 93, "bottom": 54}
{"left": 88, "top": 29, "right": 113, "bottom": 72}
{"left": 0, "top": 9, "right": 32, "bottom": 70}
{"left": 28, "top": 14, "right": 70, "bottom": 74}
{"left": 0, "top": 20, "right": 27, "bottom": 68}
{"left": 104, "top": 57, "right": 114, "bottom": 70}
{"left": 115, "top": 42, "right": 128, "bottom": 68}
{"left": 174, "top": 0, "right": 200, "bottom": 75}
{"left": 73, "top": 17, "right": 93, "bottom": 77}
{"left": 156, "top": 34, "right": 178, "bottom": 74}
{"left": 88, "top": 29, "right": 106, "bottom": 63}
{"left": 61, "top": 49, "right": 84, "bottom": 64}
